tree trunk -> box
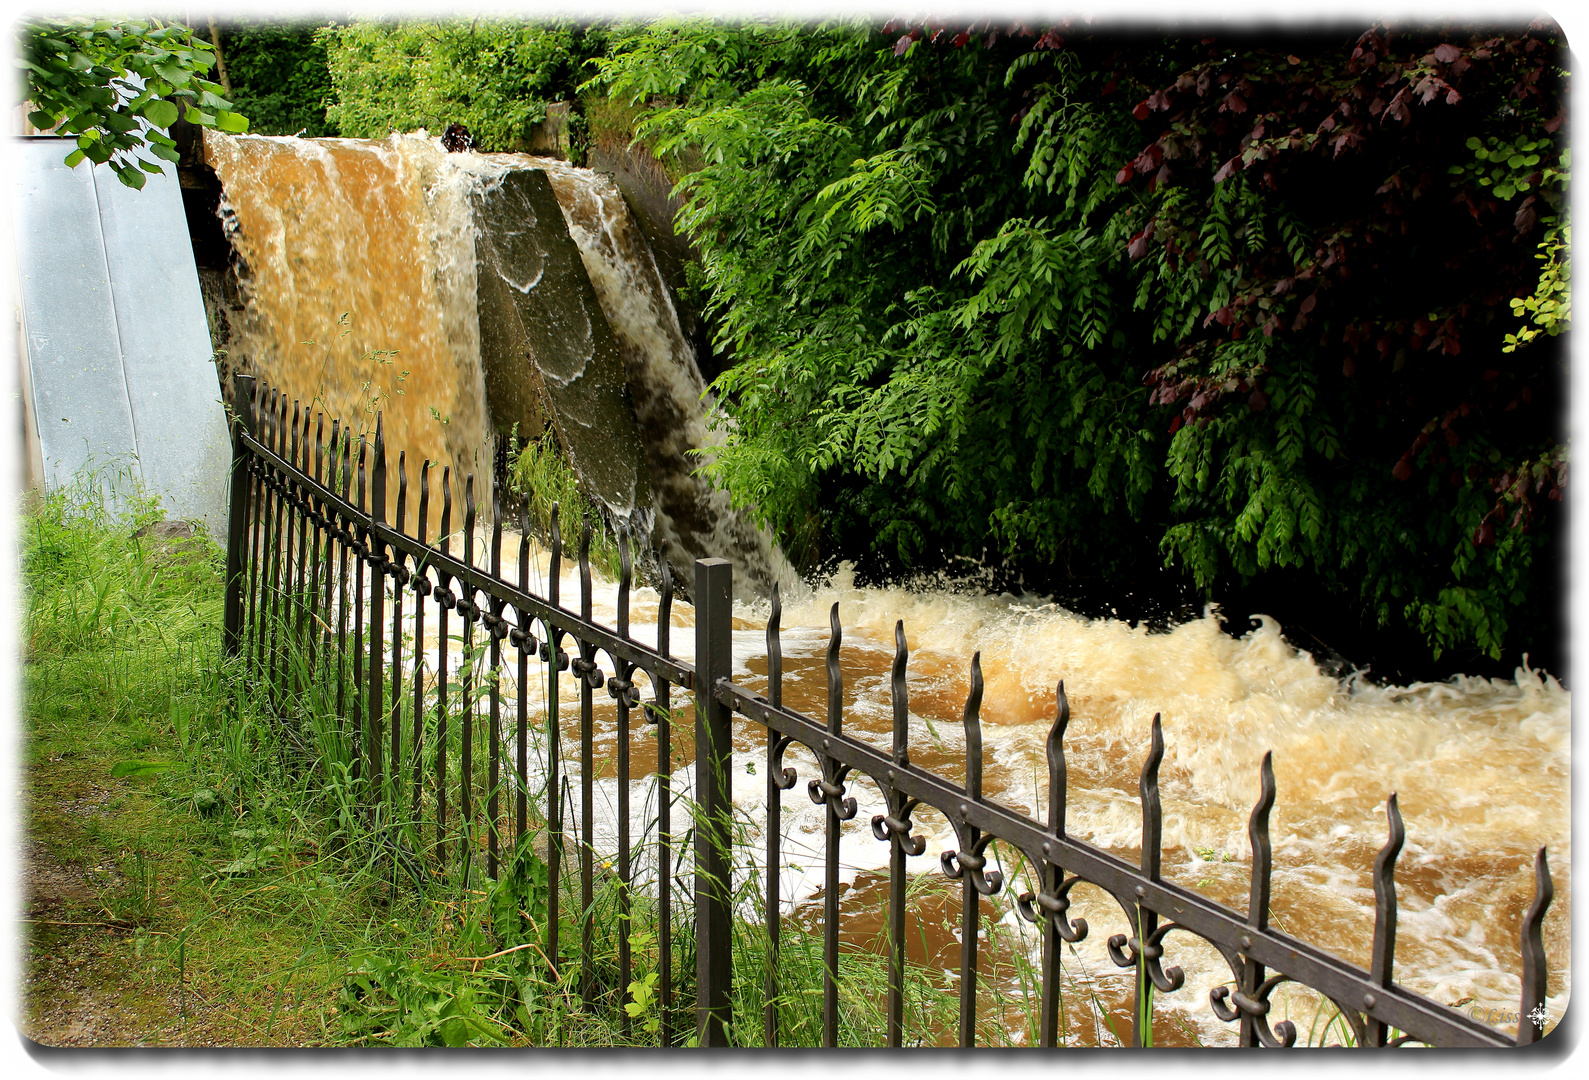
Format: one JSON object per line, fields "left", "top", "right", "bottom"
{"left": 206, "top": 18, "right": 232, "bottom": 93}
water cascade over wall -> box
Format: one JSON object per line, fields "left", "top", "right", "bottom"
{"left": 205, "top": 131, "right": 794, "bottom": 594}
{"left": 205, "top": 134, "right": 492, "bottom": 509}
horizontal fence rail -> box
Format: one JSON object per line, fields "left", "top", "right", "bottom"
{"left": 222, "top": 374, "right": 1555, "bottom": 1048}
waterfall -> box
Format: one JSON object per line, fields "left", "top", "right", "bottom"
{"left": 205, "top": 130, "right": 797, "bottom": 594}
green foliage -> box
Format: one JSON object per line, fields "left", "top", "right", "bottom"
{"left": 335, "top": 952, "right": 510, "bottom": 1046}
{"left": 505, "top": 427, "right": 621, "bottom": 577}
{"left": 19, "top": 17, "right": 248, "bottom": 188}
{"left": 320, "top": 18, "right": 607, "bottom": 151}
{"left": 211, "top": 20, "right": 338, "bottom": 137}
{"left": 590, "top": 18, "right": 1566, "bottom": 666}
{"left": 1506, "top": 224, "right": 1571, "bottom": 351}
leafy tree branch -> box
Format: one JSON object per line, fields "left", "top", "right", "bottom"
{"left": 19, "top": 16, "right": 249, "bottom": 189}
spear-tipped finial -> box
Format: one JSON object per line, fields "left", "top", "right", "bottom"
{"left": 1518, "top": 846, "right": 1554, "bottom": 1045}
{"left": 1140, "top": 714, "right": 1164, "bottom": 880}
{"left": 1045, "top": 680, "right": 1069, "bottom": 835}
{"left": 891, "top": 621, "right": 909, "bottom": 766}
{"left": 1248, "top": 751, "right": 1276, "bottom": 930}
{"left": 826, "top": 602, "right": 843, "bottom": 735}
{"left": 963, "top": 652, "right": 984, "bottom": 801}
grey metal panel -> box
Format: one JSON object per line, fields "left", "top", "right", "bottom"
{"left": 95, "top": 156, "right": 230, "bottom": 537}
{"left": 10, "top": 139, "right": 141, "bottom": 506}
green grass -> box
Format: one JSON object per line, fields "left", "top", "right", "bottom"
{"left": 21, "top": 479, "right": 360, "bottom": 1044}
{"left": 21, "top": 478, "right": 1130, "bottom": 1047}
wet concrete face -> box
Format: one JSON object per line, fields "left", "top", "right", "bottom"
{"left": 473, "top": 168, "right": 653, "bottom": 520}
{"left": 531, "top": 157, "right": 799, "bottom": 598}
{"left": 585, "top": 138, "right": 717, "bottom": 381}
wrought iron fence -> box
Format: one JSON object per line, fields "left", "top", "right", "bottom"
{"left": 222, "top": 373, "right": 1556, "bottom": 1048}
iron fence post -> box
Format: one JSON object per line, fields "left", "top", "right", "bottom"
{"left": 222, "top": 373, "right": 256, "bottom": 657}
{"left": 694, "top": 557, "right": 733, "bottom": 1046}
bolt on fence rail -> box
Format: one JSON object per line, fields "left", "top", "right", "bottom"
{"left": 223, "top": 374, "right": 1555, "bottom": 1048}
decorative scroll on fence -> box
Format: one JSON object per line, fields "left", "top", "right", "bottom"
{"left": 223, "top": 374, "right": 1555, "bottom": 1048}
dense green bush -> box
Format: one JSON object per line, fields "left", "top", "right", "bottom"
{"left": 19, "top": 16, "right": 245, "bottom": 187}
{"left": 588, "top": 17, "right": 1568, "bottom": 669}
{"left": 213, "top": 20, "right": 339, "bottom": 137}
{"left": 320, "top": 19, "right": 608, "bottom": 151}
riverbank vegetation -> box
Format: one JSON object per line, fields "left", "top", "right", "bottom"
{"left": 594, "top": 19, "right": 1569, "bottom": 679}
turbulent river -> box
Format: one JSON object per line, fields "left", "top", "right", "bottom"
{"left": 402, "top": 527, "right": 1570, "bottom": 1046}
{"left": 205, "top": 130, "right": 1569, "bottom": 1046}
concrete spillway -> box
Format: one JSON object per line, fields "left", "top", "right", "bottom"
{"left": 203, "top": 131, "right": 794, "bottom": 594}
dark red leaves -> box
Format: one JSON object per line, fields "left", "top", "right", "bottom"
{"left": 1223, "top": 92, "right": 1247, "bottom": 114}
{"left": 893, "top": 34, "right": 916, "bottom": 57}
{"left": 1393, "top": 456, "right": 1413, "bottom": 481}
{"left": 1248, "top": 389, "right": 1268, "bottom": 411}
{"left": 1299, "top": 293, "right": 1318, "bottom": 315}
{"left": 1116, "top": 162, "right": 1135, "bottom": 184}
{"left": 1137, "top": 89, "right": 1174, "bottom": 115}
{"left": 1514, "top": 197, "right": 1538, "bottom": 234}
{"left": 1432, "top": 42, "right": 1461, "bottom": 63}
{"left": 1035, "top": 29, "right": 1064, "bottom": 50}
{"left": 1213, "top": 157, "right": 1238, "bottom": 182}
{"left": 952, "top": 31, "right": 971, "bottom": 48}
{"left": 1127, "top": 228, "right": 1153, "bottom": 259}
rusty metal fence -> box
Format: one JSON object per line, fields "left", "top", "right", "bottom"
{"left": 222, "top": 373, "right": 1555, "bottom": 1048}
